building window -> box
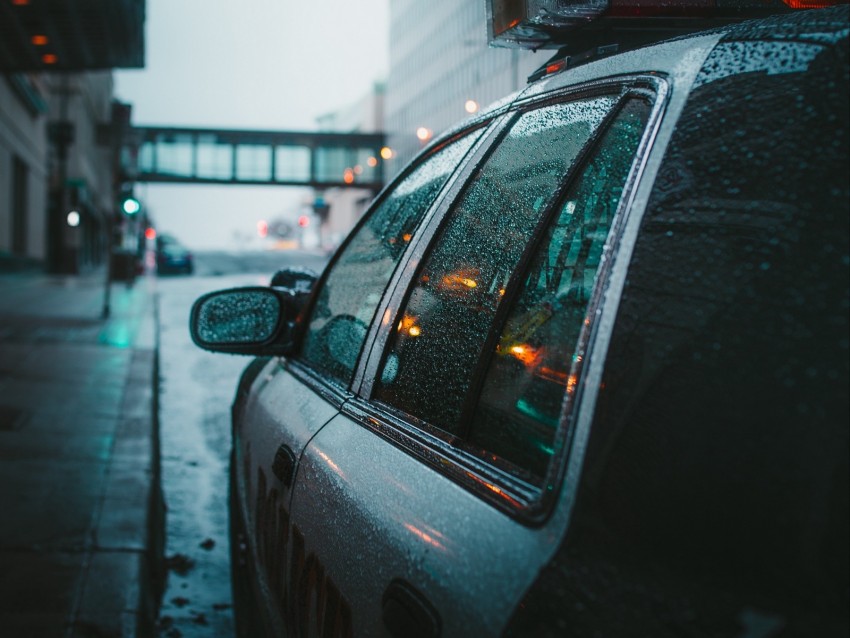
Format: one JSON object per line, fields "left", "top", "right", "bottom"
{"left": 12, "top": 156, "right": 28, "bottom": 255}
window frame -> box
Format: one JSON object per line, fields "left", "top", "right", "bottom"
{"left": 342, "top": 75, "right": 670, "bottom": 524}
{"left": 284, "top": 118, "right": 498, "bottom": 407}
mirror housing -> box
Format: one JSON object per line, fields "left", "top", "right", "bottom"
{"left": 189, "top": 286, "right": 296, "bottom": 356}
{"left": 270, "top": 266, "right": 319, "bottom": 317}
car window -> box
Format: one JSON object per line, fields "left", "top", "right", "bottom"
{"left": 374, "top": 95, "right": 617, "bottom": 436}
{"left": 300, "top": 128, "right": 483, "bottom": 384}
{"left": 468, "top": 98, "right": 651, "bottom": 482}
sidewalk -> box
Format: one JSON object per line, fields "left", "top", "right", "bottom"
{"left": 0, "top": 269, "right": 164, "bottom": 637}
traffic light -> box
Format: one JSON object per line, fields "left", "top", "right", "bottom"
{"left": 121, "top": 196, "right": 141, "bottom": 215}
{"left": 118, "top": 182, "right": 141, "bottom": 216}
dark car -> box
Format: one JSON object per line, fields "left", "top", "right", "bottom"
{"left": 190, "top": 4, "right": 848, "bottom": 637}
{"left": 155, "top": 235, "right": 194, "bottom": 275}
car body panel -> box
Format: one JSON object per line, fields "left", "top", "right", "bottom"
{"left": 288, "top": 410, "right": 565, "bottom": 636}
{"left": 234, "top": 360, "right": 346, "bottom": 635}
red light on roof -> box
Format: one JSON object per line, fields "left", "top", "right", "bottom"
{"left": 781, "top": 0, "right": 840, "bottom": 6}
{"left": 545, "top": 59, "right": 567, "bottom": 76}
{"left": 144, "top": 227, "right": 157, "bottom": 240}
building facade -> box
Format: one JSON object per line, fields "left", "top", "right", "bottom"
{"left": 0, "top": 74, "right": 50, "bottom": 267}
{"left": 1, "top": 71, "right": 119, "bottom": 273}
{"left": 1, "top": 0, "right": 145, "bottom": 274}
{"left": 313, "top": 82, "right": 386, "bottom": 249}
{"left": 385, "top": 0, "right": 546, "bottom": 173}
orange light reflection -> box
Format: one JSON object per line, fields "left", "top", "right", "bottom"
{"left": 466, "top": 472, "right": 523, "bottom": 508}
{"left": 508, "top": 343, "right": 541, "bottom": 367}
{"left": 441, "top": 272, "right": 478, "bottom": 290}
{"left": 404, "top": 523, "right": 445, "bottom": 550}
{"left": 398, "top": 314, "right": 421, "bottom": 337}
{"left": 316, "top": 450, "right": 345, "bottom": 480}
{"left": 538, "top": 366, "right": 568, "bottom": 385}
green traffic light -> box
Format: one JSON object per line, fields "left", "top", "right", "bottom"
{"left": 122, "top": 197, "right": 141, "bottom": 215}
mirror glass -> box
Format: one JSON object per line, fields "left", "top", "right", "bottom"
{"left": 194, "top": 289, "right": 281, "bottom": 345}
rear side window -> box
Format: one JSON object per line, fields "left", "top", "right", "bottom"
{"left": 300, "top": 128, "right": 482, "bottom": 384}
{"left": 374, "top": 96, "right": 617, "bottom": 434}
{"left": 468, "top": 98, "right": 651, "bottom": 482}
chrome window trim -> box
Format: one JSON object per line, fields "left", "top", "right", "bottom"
{"left": 281, "top": 357, "right": 352, "bottom": 410}
{"left": 344, "top": 75, "right": 671, "bottom": 524}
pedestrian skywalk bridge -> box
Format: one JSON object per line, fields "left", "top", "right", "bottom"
{"left": 127, "top": 126, "right": 387, "bottom": 191}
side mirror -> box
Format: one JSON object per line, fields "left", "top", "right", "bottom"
{"left": 189, "top": 287, "right": 295, "bottom": 355}
{"left": 270, "top": 267, "right": 319, "bottom": 316}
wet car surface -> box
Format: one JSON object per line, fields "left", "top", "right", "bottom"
{"left": 190, "top": 7, "right": 849, "bottom": 637}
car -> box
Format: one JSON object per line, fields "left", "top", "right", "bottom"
{"left": 190, "top": 4, "right": 849, "bottom": 637}
{"left": 155, "top": 235, "right": 194, "bottom": 275}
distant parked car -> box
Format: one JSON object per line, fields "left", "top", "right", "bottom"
{"left": 190, "top": 4, "right": 848, "bottom": 637}
{"left": 156, "top": 235, "right": 194, "bottom": 275}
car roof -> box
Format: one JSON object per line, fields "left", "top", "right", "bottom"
{"left": 426, "top": 6, "right": 848, "bottom": 152}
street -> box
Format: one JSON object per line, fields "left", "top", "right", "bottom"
{"left": 153, "top": 249, "right": 327, "bottom": 637}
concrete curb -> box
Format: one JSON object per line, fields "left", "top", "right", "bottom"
{"left": 69, "top": 292, "right": 165, "bottom": 637}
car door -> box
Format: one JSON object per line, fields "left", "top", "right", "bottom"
{"left": 234, "top": 123, "right": 490, "bottom": 636}
{"left": 285, "top": 80, "right": 665, "bottom": 637}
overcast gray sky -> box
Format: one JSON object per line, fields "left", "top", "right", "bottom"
{"left": 115, "top": 0, "right": 389, "bottom": 250}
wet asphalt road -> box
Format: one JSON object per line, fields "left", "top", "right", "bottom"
{"left": 155, "top": 250, "right": 327, "bottom": 637}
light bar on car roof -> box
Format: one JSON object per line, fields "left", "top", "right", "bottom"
{"left": 486, "top": 0, "right": 847, "bottom": 49}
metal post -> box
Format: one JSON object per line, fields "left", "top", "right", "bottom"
{"left": 102, "top": 213, "right": 112, "bottom": 319}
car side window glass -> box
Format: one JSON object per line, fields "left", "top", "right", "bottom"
{"left": 468, "top": 98, "right": 651, "bottom": 482}
{"left": 374, "top": 96, "right": 617, "bottom": 435}
{"left": 300, "top": 128, "right": 483, "bottom": 384}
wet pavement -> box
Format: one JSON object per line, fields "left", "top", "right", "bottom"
{"left": 0, "top": 249, "right": 328, "bottom": 638}
{"left": 0, "top": 269, "right": 162, "bottom": 637}
{"left": 154, "top": 250, "right": 327, "bottom": 638}
{"left": 154, "top": 272, "right": 256, "bottom": 638}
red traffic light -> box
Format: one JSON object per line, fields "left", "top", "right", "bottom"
{"left": 257, "top": 220, "right": 268, "bottom": 237}
{"left": 298, "top": 215, "right": 310, "bottom": 228}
